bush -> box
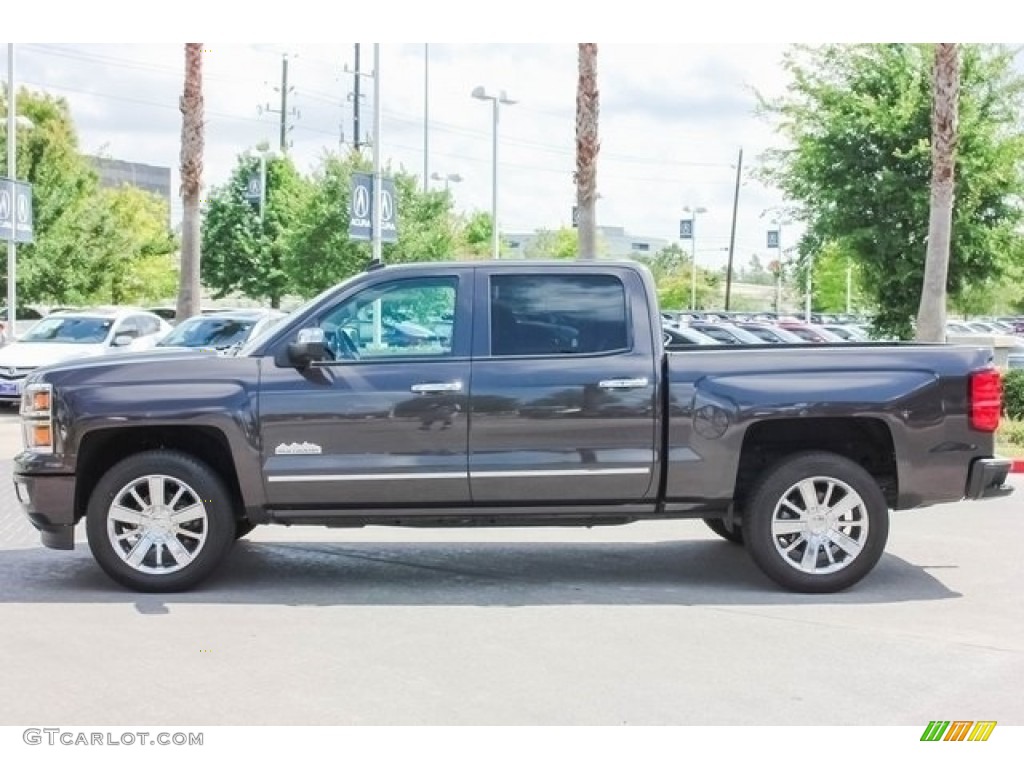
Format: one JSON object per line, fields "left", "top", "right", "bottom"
{"left": 999, "top": 419, "right": 1024, "bottom": 448}
{"left": 1003, "top": 370, "right": 1024, "bottom": 421}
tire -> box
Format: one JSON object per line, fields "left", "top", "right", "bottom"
{"left": 703, "top": 517, "right": 744, "bottom": 544}
{"left": 86, "top": 450, "right": 237, "bottom": 592}
{"left": 743, "top": 451, "right": 889, "bottom": 593}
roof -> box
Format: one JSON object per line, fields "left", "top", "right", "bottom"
{"left": 47, "top": 307, "right": 165, "bottom": 320}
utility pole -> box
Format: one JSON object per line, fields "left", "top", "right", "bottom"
{"left": 6, "top": 44, "right": 17, "bottom": 339}
{"left": 724, "top": 147, "right": 743, "bottom": 310}
{"left": 372, "top": 44, "right": 382, "bottom": 264}
{"left": 423, "top": 43, "right": 429, "bottom": 192}
{"left": 353, "top": 44, "right": 362, "bottom": 150}
{"left": 260, "top": 53, "right": 299, "bottom": 153}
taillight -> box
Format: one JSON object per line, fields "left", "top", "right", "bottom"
{"left": 969, "top": 369, "right": 1001, "bottom": 432}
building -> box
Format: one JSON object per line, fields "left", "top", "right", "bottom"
{"left": 85, "top": 156, "right": 172, "bottom": 210}
{"left": 504, "top": 225, "right": 669, "bottom": 260}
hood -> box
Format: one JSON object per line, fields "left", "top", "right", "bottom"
{"left": 26, "top": 347, "right": 260, "bottom": 393}
{"left": 0, "top": 342, "right": 105, "bottom": 369}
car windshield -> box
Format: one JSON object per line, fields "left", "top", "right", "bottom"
{"left": 158, "top": 316, "right": 258, "bottom": 349}
{"left": 20, "top": 316, "right": 113, "bottom": 344}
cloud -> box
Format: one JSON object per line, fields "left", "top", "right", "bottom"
{"left": 1, "top": 42, "right": 885, "bottom": 273}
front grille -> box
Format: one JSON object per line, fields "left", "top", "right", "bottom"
{"left": 0, "top": 367, "right": 35, "bottom": 381}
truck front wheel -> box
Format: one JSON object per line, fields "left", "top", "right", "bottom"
{"left": 85, "top": 450, "right": 237, "bottom": 592}
{"left": 743, "top": 451, "right": 889, "bottom": 593}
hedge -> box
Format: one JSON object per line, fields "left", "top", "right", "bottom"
{"left": 1003, "top": 369, "right": 1024, "bottom": 421}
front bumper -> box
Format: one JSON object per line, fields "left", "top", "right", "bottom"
{"left": 965, "top": 457, "right": 1013, "bottom": 500}
{"left": 13, "top": 471, "right": 77, "bottom": 550}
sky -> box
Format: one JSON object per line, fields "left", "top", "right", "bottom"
{"left": 4, "top": 3, "right": 1018, "bottom": 271}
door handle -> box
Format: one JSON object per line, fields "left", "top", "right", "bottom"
{"left": 597, "top": 377, "right": 649, "bottom": 390}
{"left": 411, "top": 381, "right": 463, "bottom": 394}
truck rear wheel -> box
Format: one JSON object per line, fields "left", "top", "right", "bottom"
{"left": 85, "top": 450, "right": 236, "bottom": 592}
{"left": 743, "top": 451, "right": 889, "bottom": 593}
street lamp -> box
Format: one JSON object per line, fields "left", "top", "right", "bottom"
{"left": 762, "top": 208, "right": 792, "bottom": 315}
{"left": 471, "top": 85, "right": 516, "bottom": 259}
{"left": 430, "top": 171, "right": 463, "bottom": 192}
{"left": 682, "top": 205, "right": 707, "bottom": 310}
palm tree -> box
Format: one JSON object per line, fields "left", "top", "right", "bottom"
{"left": 177, "top": 43, "right": 204, "bottom": 321}
{"left": 575, "top": 43, "right": 599, "bottom": 260}
{"left": 916, "top": 43, "right": 959, "bottom": 342}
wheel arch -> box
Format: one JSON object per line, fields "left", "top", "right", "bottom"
{"left": 75, "top": 426, "right": 244, "bottom": 523}
{"left": 735, "top": 417, "right": 897, "bottom": 514}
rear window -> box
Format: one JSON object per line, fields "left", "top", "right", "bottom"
{"left": 489, "top": 274, "right": 629, "bottom": 356}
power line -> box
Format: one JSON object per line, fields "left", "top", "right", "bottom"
{"left": 25, "top": 44, "right": 737, "bottom": 170}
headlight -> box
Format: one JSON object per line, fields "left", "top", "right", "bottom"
{"left": 20, "top": 382, "right": 54, "bottom": 453}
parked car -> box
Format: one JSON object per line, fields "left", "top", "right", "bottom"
{"left": 662, "top": 325, "right": 722, "bottom": 349}
{"left": 777, "top": 322, "right": 846, "bottom": 343}
{"left": 684, "top": 321, "right": 763, "bottom": 345}
{"left": 820, "top": 323, "right": 870, "bottom": 342}
{"left": 145, "top": 306, "right": 179, "bottom": 324}
{"left": 733, "top": 322, "right": 805, "bottom": 344}
{"left": 0, "top": 308, "right": 171, "bottom": 403}
{"left": 0, "top": 305, "right": 46, "bottom": 342}
{"left": 156, "top": 309, "right": 287, "bottom": 353}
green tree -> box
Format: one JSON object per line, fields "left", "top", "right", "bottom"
{"left": 453, "top": 211, "right": 494, "bottom": 259}
{"left": 284, "top": 150, "right": 461, "bottom": 298}
{"left": 385, "top": 172, "right": 460, "bottom": 264}
{"left": 92, "top": 186, "right": 178, "bottom": 304}
{"left": 524, "top": 227, "right": 580, "bottom": 259}
{"left": 760, "top": 44, "right": 1024, "bottom": 338}
{"left": 202, "top": 150, "right": 309, "bottom": 307}
{"left": 0, "top": 87, "right": 105, "bottom": 304}
{"left": 808, "top": 241, "right": 864, "bottom": 314}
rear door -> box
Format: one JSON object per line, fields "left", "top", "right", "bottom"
{"left": 468, "top": 266, "right": 659, "bottom": 503}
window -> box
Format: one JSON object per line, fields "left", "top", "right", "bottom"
{"left": 115, "top": 317, "right": 140, "bottom": 340}
{"left": 318, "top": 277, "right": 457, "bottom": 360}
{"left": 631, "top": 242, "right": 650, "bottom": 252}
{"left": 489, "top": 274, "right": 628, "bottom": 357}
{"left": 135, "top": 314, "right": 162, "bottom": 336}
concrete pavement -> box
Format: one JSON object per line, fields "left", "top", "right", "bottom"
{"left": 0, "top": 408, "right": 1022, "bottom": 726}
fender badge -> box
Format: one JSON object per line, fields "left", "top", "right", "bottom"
{"left": 275, "top": 441, "right": 323, "bottom": 455}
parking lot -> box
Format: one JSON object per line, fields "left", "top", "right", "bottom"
{"left": 0, "top": 406, "right": 1021, "bottom": 727}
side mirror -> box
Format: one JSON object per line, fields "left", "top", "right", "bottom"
{"left": 112, "top": 334, "right": 135, "bottom": 347}
{"left": 288, "top": 327, "right": 328, "bottom": 368}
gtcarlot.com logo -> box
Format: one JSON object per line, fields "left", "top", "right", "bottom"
{"left": 23, "top": 729, "right": 203, "bottom": 747}
{"left": 920, "top": 721, "right": 997, "bottom": 742}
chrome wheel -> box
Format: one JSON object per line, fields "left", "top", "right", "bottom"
{"left": 770, "top": 475, "right": 868, "bottom": 575}
{"left": 106, "top": 474, "right": 209, "bottom": 575}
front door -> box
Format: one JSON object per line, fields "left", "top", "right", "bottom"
{"left": 259, "top": 272, "right": 472, "bottom": 509}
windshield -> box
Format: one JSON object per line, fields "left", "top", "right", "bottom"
{"left": 158, "top": 316, "right": 258, "bottom": 349}
{"left": 20, "top": 316, "right": 113, "bottom": 344}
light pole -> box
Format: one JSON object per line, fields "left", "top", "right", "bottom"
{"left": 762, "top": 208, "right": 792, "bottom": 315}
{"left": 431, "top": 171, "right": 463, "bottom": 192}
{"left": 682, "top": 205, "right": 707, "bottom": 310}
{"left": 5, "top": 44, "right": 34, "bottom": 341}
{"left": 471, "top": 86, "right": 516, "bottom": 259}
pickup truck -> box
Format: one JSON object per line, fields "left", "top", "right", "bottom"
{"left": 12, "top": 260, "right": 1013, "bottom": 593}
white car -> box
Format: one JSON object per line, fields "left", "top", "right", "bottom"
{"left": 0, "top": 308, "right": 172, "bottom": 403}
